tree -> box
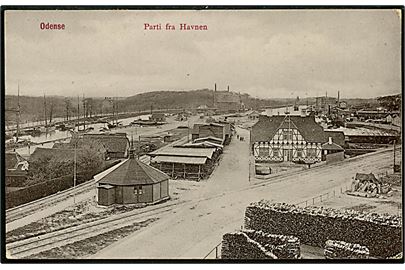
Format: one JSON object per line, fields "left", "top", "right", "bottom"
{"left": 26, "top": 140, "right": 105, "bottom": 186}
{"left": 64, "top": 98, "right": 71, "bottom": 121}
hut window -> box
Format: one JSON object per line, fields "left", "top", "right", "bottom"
{"left": 134, "top": 186, "right": 143, "bottom": 195}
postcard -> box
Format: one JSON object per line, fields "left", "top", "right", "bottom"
{"left": 2, "top": 6, "right": 403, "bottom": 262}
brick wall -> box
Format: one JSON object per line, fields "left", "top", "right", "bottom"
{"left": 245, "top": 201, "right": 402, "bottom": 258}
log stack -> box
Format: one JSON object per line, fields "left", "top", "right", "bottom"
{"left": 244, "top": 201, "right": 402, "bottom": 258}
{"left": 324, "top": 240, "right": 369, "bottom": 259}
{"left": 221, "top": 230, "right": 300, "bottom": 259}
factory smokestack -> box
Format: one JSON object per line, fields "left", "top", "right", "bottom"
{"left": 227, "top": 85, "right": 230, "bottom": 92}
{"left": 337, "top": 91, "right": 340, "bottom": 105}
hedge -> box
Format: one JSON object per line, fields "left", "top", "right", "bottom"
{"left": 6, "top": 160, "right": 120, "bottom": 209}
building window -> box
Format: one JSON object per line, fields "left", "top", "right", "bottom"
{"left": 284, "top": 129, "right": 293, "bottom": 141}
{"left": 273, "top": 147, "right": 279, "bottom": 157}
{"left": 307, "top": 148, "right": 317, "bottom": 158}
{"left": 296, "top": 149, "right": 303, "bottom": 158}
{"left": 134, "top": 187, "right": 138, "bottom": 194}
{"left": 259, "top": 147, "right": 268, "bottom": 157}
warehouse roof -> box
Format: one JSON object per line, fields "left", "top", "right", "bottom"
{"left": 149, "top": 146, "right": 216, "bottom": 159}
{"left": 192, "top": 123, "right": 225, "bottom": 135}
{"left": 152, "top": 156, "right": 207, "bottom": 165}
{"left": 99, "top": 158, "right": 169, "bottom": 186}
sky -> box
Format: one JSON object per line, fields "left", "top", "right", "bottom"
{"left": 4, "top": 9, "right": 402, "bottom": 99}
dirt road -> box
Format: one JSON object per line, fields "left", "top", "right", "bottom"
{"left": 93, "top": 128, "right": 401, "bottom": 259}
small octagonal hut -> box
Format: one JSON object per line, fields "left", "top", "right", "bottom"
{"left": 97, "top": 157, "right": 170, "bottom": 206}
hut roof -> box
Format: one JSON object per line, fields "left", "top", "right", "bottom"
{"left": 98, "top": 158, "right": 169, "bottom": 186}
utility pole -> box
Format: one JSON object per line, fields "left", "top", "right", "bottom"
{"left": 77, "top": 96, "right": 80, "bottom": 132}
{"left": 83, "top": 94, "right": 86, "bottom": 131}
{"left": 393, "top": 139, "right": 396, "bottom": 171}
{"left": 43, "top": 94, "right": 47, "bottom": 128}
{"left": 73, "top": 131, "right": 77, "bottom": 204}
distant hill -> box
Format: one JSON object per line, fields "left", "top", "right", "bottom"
{"left": 5, "top": 90, "right": 400, "bottom": 125}
{"left": 120, "top": 89, "right": 288, "bottom": 111}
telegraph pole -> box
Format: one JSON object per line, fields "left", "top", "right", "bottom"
{"left": 73, "top": 133, "right": 77, "bottom": 204}
{"left": 393, "top": 139, "right": 396, "bottom": 172}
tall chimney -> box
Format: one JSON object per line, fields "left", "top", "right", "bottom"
{"left": 214, "top": 83, "right": 217, "bottom": 92}
{"left": 227, "top": 85, "right": 230, "bottom": 92}
{"left": 337, "top": 91, "right": 340, "bottom": 105}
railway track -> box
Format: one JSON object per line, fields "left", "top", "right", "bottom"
{"left": 6, "top": 160, "right": 125, "bottom": 225}
{"left": 6, "top": 181, "right": 95, "bottom": 224}
{"left": 6, "top": 200, "right": 186, "bottom": 258}
{"left": 6, "top": 146, "right": 400, "bottom": 258}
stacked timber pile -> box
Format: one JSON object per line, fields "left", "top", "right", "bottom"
{"left": 245, "top": 201, "right": 402, "bottom": 258}
{"left": 389, "top": 253, "right": 403, "bottom": 259}
{"left": 349, "top": 173, "right": 391, "bottom": 197}
{"left": 244, "top": 230, "right": 300, "bottom": 259}
{"left": 324, "top": 240, "right": 369, "bottom": 259}
{"left": 221, "top": 230, "right": 300, "bottom": 259}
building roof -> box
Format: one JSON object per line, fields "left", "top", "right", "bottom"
{"left": 193, "top": 136, "right": 224, "bottom": 144}
{"left": 5, "top": 152, "right": 26, "bottom": 170}
{"left": 328, "top": 127, "right": 398, "bottom": 137}
{"left": 29, "top": 147, "right": 80, "bottom": 163}
{"left": 324, "top": 130, "right": 346, "bottom": 147}
{"left": 192, "top": 123, "right": 226, "bottom": 135}
{"left": 152, "top": 156, "right": 207, "bottom": 165}
{"left": 251, "top": 115, "right": 327, "bottom": 143}
{"left": 82, "top": 133, "right": 129, "bottom": 153}
{"left": 182, "top": 141, "right": 224, "bottom": 149}
{"left": 149, "top": 146, "right": 216, "bottom": 159}
{"left": 98, "top": 158, "right": 169, "bottom": 186}
{"left": 322, "top": 142, "right": 344, "bottom": 151}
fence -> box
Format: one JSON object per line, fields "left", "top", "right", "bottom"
{"left": 295, "top": 181, "right": 351, "bottom": 208}
{"left": 203, "top": 242, "right": 222, "bottom": 259}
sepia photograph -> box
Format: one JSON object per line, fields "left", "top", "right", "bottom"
{"left": 1, "top": 6, "right": 403, "bottom": 262}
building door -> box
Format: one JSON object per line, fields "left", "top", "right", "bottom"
{"left": 115, "top": 186, "right": 123, "bottom": 204}
{"left": 283, "top": 149, "right": 291, "bottom": 161}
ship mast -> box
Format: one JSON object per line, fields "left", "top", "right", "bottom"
{"left": 16, "top": 83, "right": 21, "bottom": 142}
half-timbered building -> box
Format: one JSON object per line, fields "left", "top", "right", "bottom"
{"left": 250, "top": 115, "right": 328, "bottom": 164}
